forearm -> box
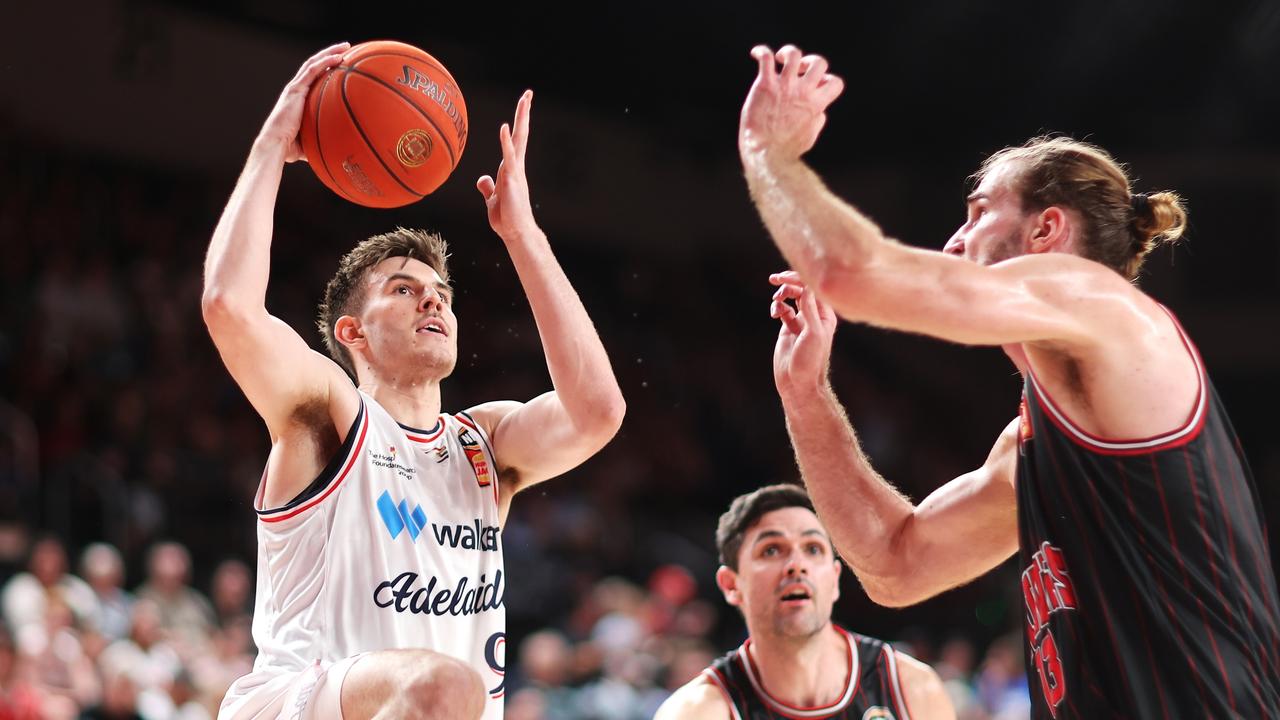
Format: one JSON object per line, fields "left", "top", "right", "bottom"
{"left": 203, "top": 139, "right": 288, "bottom": 309}
{"left": 503, "top": 227, "right": 624, "bottom": 426}
{"left": 780, "top": 381, "right": 915, "bottom": 580}
{"left": 742, "top": 151, "right": 888, "bottom": 285}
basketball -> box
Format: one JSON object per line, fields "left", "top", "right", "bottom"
{"left": 299, "top": 40, "right": 468, "bottom": 208}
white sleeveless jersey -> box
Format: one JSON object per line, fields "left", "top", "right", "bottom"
{"left": 229, "top": 391, "right": 506, "bottom": 718}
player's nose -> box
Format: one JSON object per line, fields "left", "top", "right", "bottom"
{"left": 943, "top": 230, "right": 966, "bottom": 256}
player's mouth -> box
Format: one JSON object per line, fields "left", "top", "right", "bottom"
{"left": 417, "top": 318, "right": 448, "bottom": 336}
{"left": 778, "top": 583, "right": 813, "bottom": 606}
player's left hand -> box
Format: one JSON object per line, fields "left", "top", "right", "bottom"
{"left": 477, "top": 90, "right": 538, "bottom": 241}
{"left": 739, "top": 45, "right": 844, "bottom": 161}
{"left": 771, "top": 270, "right": 838, "bottom": 395}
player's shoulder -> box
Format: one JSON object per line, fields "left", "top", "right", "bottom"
{"left": 459, "top": 400, "right": 522, "bottom": 437}
{"left": 892, "top": 649, "right": 956, "bottom": 720}
{"left": 653, "top": 673, "right": 731, "bottom": 720}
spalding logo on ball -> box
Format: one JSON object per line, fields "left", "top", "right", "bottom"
{"left": 299, "top": 40, "right": 467, "bottom": 208}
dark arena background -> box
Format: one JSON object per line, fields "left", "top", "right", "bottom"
{"left": 2, "top": 2, "right": 1278, "bottom": 718}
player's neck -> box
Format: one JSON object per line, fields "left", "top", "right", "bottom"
{"left": 749, "top": 623, "right": 848, "bottom": 709}
{"left": 359, "top": 375, "right": 444, "bottom": 429}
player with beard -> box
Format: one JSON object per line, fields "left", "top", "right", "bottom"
{"left": 204, "top": 44, "right": 625, "bottom": 720}
{"left": 655, "top": 484, "right": 954, "bottom": 719}
{"left": 741, "top": 43, "right": 1280, "bottom": 718}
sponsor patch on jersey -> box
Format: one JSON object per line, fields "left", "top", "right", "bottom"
{"left": 458, "top": 427, "right": 492, "bottom": 487}
{"left": 862, "top": 708, "right": 895, "bottom": 720}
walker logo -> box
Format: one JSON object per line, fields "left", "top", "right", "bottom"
{"left": 374, "top": 491, "right": 500, "bottom": 551}
{"left": 377, "top": 490, "right": 428, "bottom": 542}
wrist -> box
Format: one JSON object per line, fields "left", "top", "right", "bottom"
{"left": 778, "top": 376, "right": 831, "bottom": 408}
{"left": 499, "top": 223, "right": 546, "bottom": 247}
{"left": 250, "top": 135, "right": 291, "bottom": 161}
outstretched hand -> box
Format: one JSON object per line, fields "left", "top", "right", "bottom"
{"left": 477, "top": 90, "right": 538, "bottom": 241}
{"left": 256, "top": 42, "right": 349, "bottom": 163}
{"left": 771, "top": 270, "right": 838, "bottom": 394}
{"left": 739, "top": 45, "right": 845, "bottom": 161}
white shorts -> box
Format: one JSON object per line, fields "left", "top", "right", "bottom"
{"left": 219, "top": 655, "right": 366, "bottom": 720}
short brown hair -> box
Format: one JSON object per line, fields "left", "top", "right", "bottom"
{"left": 716, "top": 483, "right": 817, "bottom": 571}
{"left": 975, "top": 136, "right": 1188, "bottom": 280}
{"left": 316, "top": 227, "right": 450, "bottom": 377}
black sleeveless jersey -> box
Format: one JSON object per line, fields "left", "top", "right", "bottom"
{"left": 1015, "top": 320, "right": 1280, "bottom": 719}
{"left": 701, "top": 626, "right": 914, "bottom": 719}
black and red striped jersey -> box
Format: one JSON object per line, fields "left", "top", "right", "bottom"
{"left": 1015, "top": 317, "right": 1280, "bottom": 718}
{"left": 700, "top": 626, "right": 915, "bottom": 719}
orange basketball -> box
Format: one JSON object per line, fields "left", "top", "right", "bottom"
{"left": 299, "top": 40, "right": 468, "bottom": 208}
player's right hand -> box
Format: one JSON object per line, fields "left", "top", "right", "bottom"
{"left": 771, "top": 270, "right": 838, "bottom": 395}
{"left": 255, "top": 42, "right": 350, "bottom": 163}
{"left": 739, "top": 44, "right": 845, "bottom": 161}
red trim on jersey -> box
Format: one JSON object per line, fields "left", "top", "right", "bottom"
{"left": 1025, "top": 306, "right": 1207, "bottom": 456}
{"left": 700, "top": 668, "right": 743, "bottom": 720}
{"left": 402, "top": 417, "right": 447, "bottom": 443}
{"left": 259, "top": 409, "right": 369, "bottom": 523}
{"left": 738, "top": 627, "right": 858, "bottom": 717}
{"left": 882, "top": 645, "right": 911, "bottom": 720}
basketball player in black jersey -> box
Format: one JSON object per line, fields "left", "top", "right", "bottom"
{"left": 654, "top": 484, "right": 954, "bottom": 720}
{"left": 740, "top": 44, "right": 1280, "bottom": 718}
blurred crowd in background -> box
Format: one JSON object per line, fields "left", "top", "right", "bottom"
{"left": 0, "top": 135, "right": 1039, "bottom": 718}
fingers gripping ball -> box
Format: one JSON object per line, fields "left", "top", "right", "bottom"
{"left": 299, "top": 40, "right": 468, "bottom": 208}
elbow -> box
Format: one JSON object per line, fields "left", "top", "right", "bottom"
{"left": 577, "top": 387, "right": 626, "bottom": 447}
{"left": 595, "top": 389, "right": 627, "bottom": 440}
{"left": 861, "top": 577, "right": 927, "bottom": 608}
{"left": 811, "top": 263, "right": 873, "bottom": 322}
{"left": 200, "top": 289, "right": 257, "bottom": 334}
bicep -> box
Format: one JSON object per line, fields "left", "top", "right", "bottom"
{"left": 869, "top": 419, "right": 1020, "bottom": 605}
{"left": 472, "top": 392, "right": 615, "bottom": 495}
{"left": 204, "top": 308, "right": 344, "bottom": 434}
{"left": 817, "top": 245, "right": 1098, "bottom": 347}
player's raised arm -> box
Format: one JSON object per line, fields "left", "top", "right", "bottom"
{"left": 771, "top": 279, "right": 1018, "bottom": 606}
{"left": 201, "top": 43, "right": 355, "bottom": 439}
{"left": 738, "top": 44, "right": 1137, "bottom": 351}
{"left": 467, "top": 91, "right": 626, "bottom": 513}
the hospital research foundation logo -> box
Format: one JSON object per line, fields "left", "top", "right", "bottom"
{"left": 861, "top": 708, "right": 894, "bottom": 720}
{"left": 1022, "top": 541, "right": 1078, "bottom": 717}
{"left": 369, "top": 445, "right": 417, "bottom": 481}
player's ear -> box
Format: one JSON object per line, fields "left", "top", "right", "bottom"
{"left": 715, "top": 566, "right": 742, "bottom": 607}
{"left": 831, "top": 559, "right": 842, "bottom": 603}
{"left": 335, "top": 315, "right": 365, "bottom": 351}
{"left": 1029, "top": 206, "right": 1070, "bottom": 254}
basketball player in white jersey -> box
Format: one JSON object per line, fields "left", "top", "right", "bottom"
{"left": 655, "top": 484, "right": 953, "bottom": 720}
{"left": 202, "top": 44, "right": 626, "bottom": 720}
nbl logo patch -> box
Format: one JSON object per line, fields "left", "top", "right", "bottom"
{"left": 458, "top": 427, "right": 492, "bottom": 487}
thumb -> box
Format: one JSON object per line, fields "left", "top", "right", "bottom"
{"left": 476, "top": 175, "right": 495, "bottom": 198}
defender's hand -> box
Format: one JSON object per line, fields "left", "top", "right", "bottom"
{"left": 771, "top": 270, "right": 838, "bottom": 394}
{"left": 739, "top": 45, "right": 845, "bottom": 161}
{"left": 477, "top": 90, "right": 538, "bottom": 241}
{"left": 255, "top": 42, "right": 349, "bottom": 162}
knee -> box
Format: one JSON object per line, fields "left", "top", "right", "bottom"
{"left": 402, "top": 655, "right": 485, "bottom": 720}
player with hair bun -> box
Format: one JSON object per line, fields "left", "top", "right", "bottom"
{"left": 743, "top": 43, "right": 1280, "bottom": 718}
